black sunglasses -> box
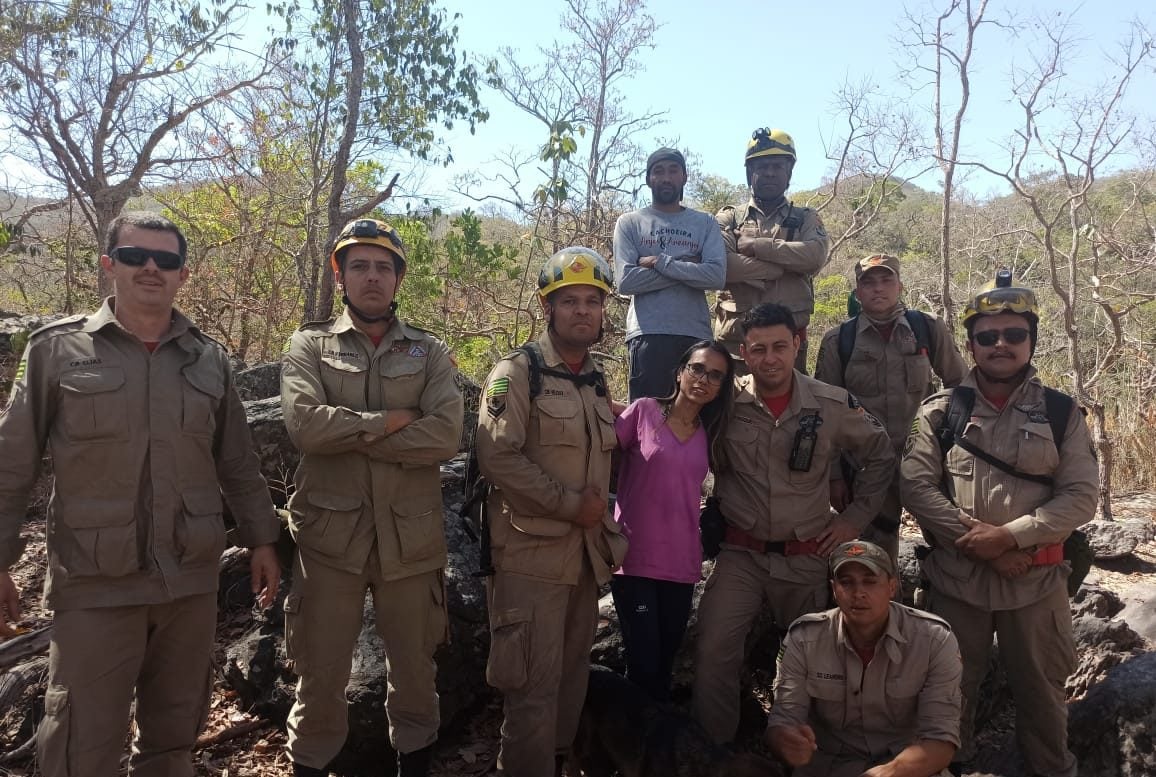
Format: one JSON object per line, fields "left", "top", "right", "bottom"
{"left": 684, "top": 362, "right": 726, "bottom": 386}
{"left": 111, "top": 246, "right": 185, "bottom": 271}
{"left": 973, "top": 327, "right": 1030, "bottom": 347}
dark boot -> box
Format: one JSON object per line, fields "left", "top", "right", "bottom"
{"left": 554, "top": 753, "right": 565, "bottom": 777}
{"left": 397, "top": 743, "right": 435, "bottom": 777}
{"left": 292, "top": 764, "right": 327, "bottom": 777}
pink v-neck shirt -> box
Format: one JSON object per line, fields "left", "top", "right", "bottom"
{"left": 613, "top": 397, "right": 708, "bottom": 583}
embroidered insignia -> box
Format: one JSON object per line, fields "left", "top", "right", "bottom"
{"left": 1027, "top": 410, "right": 1048, "bottom": 424}
{"left": 390, "top": 343, "right": 408, "bottom": 353}
{"left": 487, "top": 377, "right": 510, "bottom": 397}
{"left": 408, "top": 344, "right": 427, "bottom": 358}
{"left": 14, "top": 357, "right": 27, "bottom": 382}
{"left": 845, "top": 544, "right": 866, "bottom": 556}
{"left": 487, "top": 395, "right": 506, "bottom": 419}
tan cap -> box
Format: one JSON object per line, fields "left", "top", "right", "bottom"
{"left": 830, "top": 540, "right": 895, "bottom": 577}
{"left": 853, "top": 254, "right": 900, "bottom": 281}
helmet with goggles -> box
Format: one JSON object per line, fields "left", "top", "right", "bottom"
{"left": 330, "top": 218, "right": 407, "bottom": 274}
{"left": 537, "top": 247, "right": 613, "bottom": 300}
{"left": 963, "top": 269, "right": 1040, "bottom": 348}
{"left": 745, "top": 128, "right": 797, "bottom": 163}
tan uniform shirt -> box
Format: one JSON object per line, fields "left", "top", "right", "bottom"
{"left": 900, "top": 368, "right": 1099, "bottom": 610}
{"left": 477, "top": 334, "right": 626, "bottom": 587}
{"left": 815, "top": 312, "right": 967, "bottom": 453}
{"left": 714, "top": 198, "right": 830, "bottom": 340}
{"left": 717, "top": 372, "right": 893, "bottom": 578}
{"left": 768, "top": 603, "right": 962, "bottom": 770}
{"left": 280, "top": 312, "right": 463, "bottom": 579}
{"left": 0, "top": 299, "right": 279, "bottom": 610}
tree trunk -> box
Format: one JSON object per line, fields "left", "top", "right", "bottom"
{"left": 1090, "top": 403, "right": 1114, "bottom": 521}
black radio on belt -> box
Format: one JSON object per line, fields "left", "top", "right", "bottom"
{"left": 789, "top": 412, "right": 822, "bottom": 472}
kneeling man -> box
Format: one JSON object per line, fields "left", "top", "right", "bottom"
{"left": 767, "top": 541, "right": 961, "bottom": 777}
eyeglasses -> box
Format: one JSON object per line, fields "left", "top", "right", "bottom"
{"left": 110, "top": 246, "right": 185, "bottom": 271}
{"left": 972, "top": 327, "right": 1030, "bottom": 347}
{"left": 684, "top": 362, "right": 726, "bottom": 386}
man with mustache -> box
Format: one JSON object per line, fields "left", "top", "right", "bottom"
{"left": 0, "top": 212, "right": 280, "bottom": 777}
{"left": 901, "top": 272, "right": 1097, "bottom": 777}
{"left": 614, "top": 147, "right": 727, "bottom": 400}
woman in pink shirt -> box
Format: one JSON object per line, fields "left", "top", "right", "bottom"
{"left": 611, "top": 340, "right": 735, "bottom": 701}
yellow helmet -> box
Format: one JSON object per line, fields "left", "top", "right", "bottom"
{"left": 330, "top": 218, "right": 407, "bottom": 274}
{"left": 537, "top": 247, "right": 613, "bottom": 299}
{"left": 962, "top": 269, "right": 1040, "bottom": 327}
{"left": 745, "top": 128, "right": 797, "bottom": 163}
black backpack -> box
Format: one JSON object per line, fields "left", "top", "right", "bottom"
{"left": 933, "top": 385, "right": 1092, "bottom": 596}
{"left": 837, "top": 309, "right": 934, "bottom": 377}
{"left": 459, "top": 342, "right": 607, "bottom": 576}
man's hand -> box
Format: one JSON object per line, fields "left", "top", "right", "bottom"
{"left": 249, "top": 545, "right": 281, "bottom": 610}
{"left": 767, "top": 723, "right": 817, "bottom": 768}
{"left": 829, "top": 477, "right": 850, "bottom": 512}
{"left": 737, "top": 234, "right": 760, "bottom": 257}
{"left": 817, "top": 517, "right": 859, "bottom": 556}
{"left": 574, "top": 485, "right": 607, "bottom": 530}
{"left": 955, "top": 514, "right": 1016, "bottom": 561}
{"left": 638, "top": 255, "right": 659, "bottom": 269}
{"left": 0, "top": 572, "right": 22, "bottom": 639}
{"left": 989, "top": 549, "right": 1033, "bottom": 579}
{"left": 384, "top": 408, "right": 421, "bottom": 435}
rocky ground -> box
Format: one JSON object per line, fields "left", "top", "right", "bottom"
{"left": 1, "top": 495, "right": 1153, "bottom": 776}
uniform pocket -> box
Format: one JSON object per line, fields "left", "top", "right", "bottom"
{"left": 1015, "top": 422, "right": 1059, "bottom": 476}
{"left": 726, "top": 422, "right": 761, "bottom": 476}
{"left": 393, "top": 497, "right": 446, "bottom": 564}
{"left": 380, "top": 355, "right": 426, "bottom": 408}
{"left": 536, "top": 398, "right": 580, "bottom": 446}
{"left": 845, "top": 350, "right": 883, "bottom": 396}
{"left": 283, "top": 592, "right": 308, "bottom": 671}
{"left": 805, "top": 676, "right": 847, "bottom": 728}
{"left": 38, "top": 685, "right": 73, "bottom": 776}
{"left": 176, "top": 488, "right": 226, "bottom": 566}
{"left": 59, "top": 367, "right": 128, "bottom": 442}
{"left": 486, "top": 608, "right": 531, "bottom": 691}
{"left": 904, "top": 352, "right": 933, "bottom": 393}
{"left": 594, "top": 401, "right": 617, "bottom": 452}
{"left": 181, "top": 362, "right": 224, "bottom": 437}
{"left": 59, "top": 498, "right": 138, "bottom": 577}
{"left": 426, "top": 573, "right": 449, "bottom": 651}
{"left": 292, "top": 490, "right": 363, "bottom": 561}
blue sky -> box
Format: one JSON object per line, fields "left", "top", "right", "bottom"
{"left": 418, "top": 0, "right": 1155, "bottom": 211}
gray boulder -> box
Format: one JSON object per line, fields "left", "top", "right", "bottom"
{"left": 1068, "top": 650, "right": 1156, "bottom": 777}
{"left": 1082, "top": 518, "right": 1155, "bottom": 560}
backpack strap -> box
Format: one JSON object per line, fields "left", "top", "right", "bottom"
{"left": 518, "top": 342, "right": 606, "bottom": 399}
{"left": 837, "top": 317, "right": 858, "bottom": 379}
{"left": 904, "top": 310, "right": 934, "bottom": 361}
{"left": 1043, "top": 387, "right": 1073, "bottom": 455}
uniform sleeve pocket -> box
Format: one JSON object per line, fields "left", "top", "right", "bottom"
{"left": 486, "top": 608, "right": 532, "bottom": 691}
{"left": 59, "top": 368, "right": 128, "bottom": 442}
{"left": 393, "top": 497, "right": 446, "bottom": 564}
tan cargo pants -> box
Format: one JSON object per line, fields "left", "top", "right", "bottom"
{"left": 37, "top": 592, "right": 217, "bottom": 777}
{"left": 929, "top": 582, "right": 1077, "bottom": 777}
{"left": 692, "top": 548, "right": 828, "bottom": 744}
{"left": 486, "top": 558, "right": 599, "bottom": 777}
{"left": 284, "top": 547, "right": 447, "bottom": 768}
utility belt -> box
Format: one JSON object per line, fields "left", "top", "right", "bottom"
{"left": 1030, "top": 542, "right": 1064, "bottom": 566}
{"left": 724, "top": 525, "right": 819, "bottom": 556}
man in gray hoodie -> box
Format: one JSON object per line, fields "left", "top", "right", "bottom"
{"left": 613, "top": 147, "right": 727, "bottom": 400}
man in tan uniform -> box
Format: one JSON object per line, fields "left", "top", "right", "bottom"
{"left": 0, "top": 212, "right": 281, "bottom": 777}
{"left": 714, "top": 128, "right": 830, "bottom": 372}
{"left": 692, "top": 303, "right": 893, "bottom": 745}
{"left": 901, "top": 272, "right": 1098, "bottom": 777}
{"left": 477, "top": 247, "right": 628, "bottom": 777}
{"left": 767, "top": 541, "right": 961, "bottom": 777}
{"left": 280, "top": 219, "right": 463, "bottom": 777}
{"left": 815, "top": 254, "right": 967, "bottom": 561}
